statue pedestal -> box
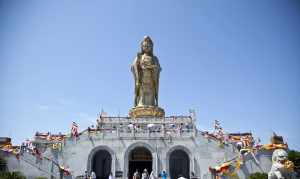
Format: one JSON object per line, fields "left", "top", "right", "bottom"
{"left": 129, "top": 106, "right": 165, "bottom": 118}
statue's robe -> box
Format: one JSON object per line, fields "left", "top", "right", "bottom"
{"left": 131, "top": 53, "right": 161, "bottom": 107}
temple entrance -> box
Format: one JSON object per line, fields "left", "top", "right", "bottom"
{"left": 169, "top": 150, "right": 190, "bottom": 179}
{"left": 92, "top": 149, "right": 112, "bottom": 179}
{"left": 128, "top": 147, "right": 152, "bottom": 179}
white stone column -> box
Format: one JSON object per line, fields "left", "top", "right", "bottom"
{"left": 112, "top": 154, "right": 116, "bottom": 177}
{"left": 155, "top": 152, "right": 158, "bottom": 176}
{"left": 191, "top": 157, "right": 195, "bottom": 175}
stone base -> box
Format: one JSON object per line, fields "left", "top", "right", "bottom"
{"left": 129, "top": 106, "right": 165, "bottom": 118}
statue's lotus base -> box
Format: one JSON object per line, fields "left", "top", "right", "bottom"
{"left": 129, "top": 106, "right": 165, "bottom": 118}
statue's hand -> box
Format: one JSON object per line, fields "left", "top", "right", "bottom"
{"left": 142, "top": 64, "right": 156, "bottom": 70}
{"left": 147, "top": 64, "right": 157, "bottom": 69}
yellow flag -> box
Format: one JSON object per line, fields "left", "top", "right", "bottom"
{"left": 236, "top": 159, "right": 241, "bottom": 170}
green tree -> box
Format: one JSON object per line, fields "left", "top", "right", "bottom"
{"left": 0, "top": 171, "right": 26, "bottom": 179}
{"left": 288, "top": 150, "right": 300, "bottom": 177}
{"left": 0, "top": 155, "right": 7, "bottom": 171}
{"left": 35, "top": 177, "right": 48, "bottom": 179}
{"left": 10, "top": 171, "right": 26, "bottom": 179}
{"left": 248, "top": 172, "right": 268, "bottom": 179}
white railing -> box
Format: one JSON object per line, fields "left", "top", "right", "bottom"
{"left": 73, "top": 115, "right": 197, "bottom": 140}
{"left": 34, "top": 116, "right": 197, "bottom": 144}
{"left": 98, "top": 116, "right": 193, "bottom": 124}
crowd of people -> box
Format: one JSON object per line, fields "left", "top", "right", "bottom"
{"left": 132, "top": 169, "right": 192, "bottom": 179}
{"left": 132, "top": 169, "right": 156, "bottom": 179}
{"left": 82, "top": 169, "right": 192, "bottom": 179}
{"left": 83, "top": 171, "right": 114, "bottom": 179}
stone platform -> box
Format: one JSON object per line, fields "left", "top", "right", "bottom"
{"left": 129, "top": 106, "right": 165, "bottom": 118}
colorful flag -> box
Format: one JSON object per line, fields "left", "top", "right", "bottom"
{"left": 214, "top": 120, "right": 221, "bottom": 130}
{"left": 71, "top": 122, "right": 78, "bottom": 137}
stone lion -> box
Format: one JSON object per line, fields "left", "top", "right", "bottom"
{"left": 268, "top": 149, "right": 296, "bottom": 179}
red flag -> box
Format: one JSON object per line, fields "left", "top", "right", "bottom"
{"left": 71, "top": 122, "right": 78, "bottom": 137}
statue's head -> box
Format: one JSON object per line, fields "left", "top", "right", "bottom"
{"left": 140, "top": 36, "right": 153, "bottom": 55}
{"left": 272, "top": 149, "right": 288, "bottom": 164}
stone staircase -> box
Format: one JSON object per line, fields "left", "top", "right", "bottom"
{"left": 1, "top": 150, "right": 61, "bottom": 178}
{"left": 20, "top": 151, "right": 61, "bottom": 178}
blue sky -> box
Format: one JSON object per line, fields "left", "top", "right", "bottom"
{"left": 0, "top": 1, "right": 299, "bottom": 150}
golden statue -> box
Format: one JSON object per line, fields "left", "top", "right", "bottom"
{"left": 129, "top": 36, "right": 165, "bottom": 118}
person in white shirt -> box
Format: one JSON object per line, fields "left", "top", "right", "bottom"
{"left": 133, "top": 169, "right": 140, "bottom": 179}
{"left": 141, "top": 169, "right": 149, "bottom": 179}
{"left": 109, "top": 172, "right": 114, "bottom": 179}
{"left": 177, "top": 174, "right": 186, "bottom": 179}
{"left": 90, "top": 171, "right": 96, "bottom": 179}
{"left": 149, "top": 171, "right": 156, "bottom": 179}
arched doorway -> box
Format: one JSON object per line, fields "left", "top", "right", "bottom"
{"left": 128, "top": 147, "right": 152, "bottom": 179}
{"left": 92, "top": 150, "right": 112, "bottom": 179}
{"left": 169, "top": 150, "right": 190, "bottom": 179}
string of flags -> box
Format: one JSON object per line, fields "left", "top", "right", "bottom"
{"left": 206, "top": 120, "right": 289, "bottom": 178}
{"left": 209, "top": 158, "right": 242, "bottom": 177}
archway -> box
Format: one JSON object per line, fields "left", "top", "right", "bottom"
{"left": 169, "top": 150, "right": 190, "bottom": 179}
{"left": 128, "top": 147, "right": 153, "bottom": 179}
{"left": 92, "top": 149, "right": 112, "bottom": 179}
